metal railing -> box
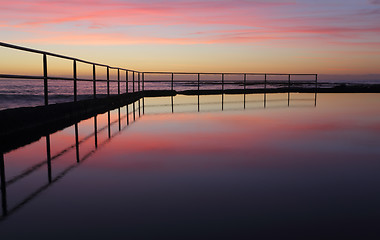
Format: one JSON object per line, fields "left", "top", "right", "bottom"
{"left": 0, "top": 42, "right": 142, "bottom": 105}
{"left": 0, "top": 42, "right": 318, "bottom": 108}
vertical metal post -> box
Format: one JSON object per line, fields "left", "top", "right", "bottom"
{"left": 264, "top": 74, "right": 267, "bottom": 89}
{"left": 73, "top": 60, "right": 77, "bottom": 102}
{"left": 315, "top": 74, "right": 318, "bottom": 107}
{"left": 142, "top": 73, "right": 145, "bottom": 91}
{"left": 75, "top": 123, "right": 79, "bottom": 163}
{"left": 93, "top": 64, "right": 96, "bottom": 99}
{"left": 46, "top": 135, "right": 52, "bottom": 183}
{"left": 0, "top": 153, "right": 8, "bottom": 216}
{"left": 244, "top": 74, "right": 246, "bottom": 91}
{"left": 288, "top": 74, "right": 291, "bottom": 107}
{"left": 107, "top": 66, "right": 110, "bottom": 97}
{"left": 43, "top": 54, "right": 48, "bottom": 106}
{"left": 94, "top": 115, "right": 98, "bottom": 148}
{"left": 264, "top": 74, "right": 267, "bottom": 108}
{"left": 118, "top": 69, "right": 120, "bottom": 95}
{"left": 244, "top": 74, "right": 246, "bottom": 109}
{"left": 126, "top": 70, "right": 129, "bottom": 93}
{"left": 221, "top": 73, "right": 224, "bottom": 111}
{"left": 315, "top": 74, "right": 318, "bottom": 90}
{"left": 222, "top": 73, "right": 224, "bottom": 92}
{"left": 171, "top": 73, "right": 174, "bottom": 91}
{"left": 198, "top": 73, "right": 200, "bottom": 92}
{"left": 133, "top": 71, "right": 135, "bottom": 93}
{"left": 138, "top": 73, "right": 140, "bottom": 92}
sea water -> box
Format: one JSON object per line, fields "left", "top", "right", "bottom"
{"left": 1, "top": 77, "right": 378, "bottom": 110}
{"left": 0, "top": 93, "right": 379, "bottom": 238}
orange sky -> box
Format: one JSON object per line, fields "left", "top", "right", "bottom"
{"left": 1, "top": 0, "right": 380, "bottom": 77}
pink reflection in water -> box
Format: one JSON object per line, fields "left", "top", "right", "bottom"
{"left": 1, "top": 93, "right": 380, "bottom": 239}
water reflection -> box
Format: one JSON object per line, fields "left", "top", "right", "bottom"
{"left": 0, "top": 92, "right": 316, "bottom": 221}
{"left": 157, "top": 92, "right": 316, "bottom": 114}
{"left": 1, "top": 92, "right": 380, "bottom": 239}
{"left": 0, "top": 101, "right": 142, "bottom": 220}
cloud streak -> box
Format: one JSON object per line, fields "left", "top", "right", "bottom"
{"left": 0, "top": 0, "right": 379, "bottom": 47}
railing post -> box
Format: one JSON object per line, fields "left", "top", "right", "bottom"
{"left": 43, "top": 54, "right": 48, "bottom": 106}
{"left": 142, "top": 72, "right": 145, "bottom": 91}
{"left": 138, "top": 72, "right": 140, "bottom": 92}
{"left": 288, "top": 74, "right": 291, "bottom": 107}
{"left": 171, "top": 73, "right": 174, "bottom": 91}
{"left": 264, "top": 74, "right": 267, "bottom": 89}
{"left": 93, "top": 64, "right": 96, "bottom": 99}
{"left": 222, "top": 73, "right": 224, "bottom": 92}
{"left": 198, "top": 73, "right": 200, "bottom": 91}
{"left": 73, "top": 60, "right": 77, "bottom": 102}
{"left": 315, "top": 74, "right": 318, "bottom": 107}
{"left": 133, "top": 71, "right": 135, "bottom": 93}
{"left": 107, "top": 66, "right": 110, "bottom": 97}
{"left": 117, "top": 68, "right": 120, "bottom": 95}
{"left": 244, "top": 74, "right": 246, "bottom": 91}
{"left": 264, "top": 74, "right": 267, "bottom": 108}
{"left": 126, "top": 70, "right": 129, "bottom": 93}
{"left": 315, "top": 74, "right": 318, "bottom": 90}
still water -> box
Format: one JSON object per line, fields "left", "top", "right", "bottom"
{"left": 1, "top": 93, "right": 380, "bottom": 239}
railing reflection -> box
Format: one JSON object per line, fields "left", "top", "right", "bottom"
{"left": 0, "top": 100, "right": 143, "bottom": 220}
{"left": 0, "top": 91, "right": 315, "bottom": 220}
{"left": 151, "top": 91, "right": 316, "bottom": 115}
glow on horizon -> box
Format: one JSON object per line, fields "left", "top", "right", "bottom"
{"left": 1, "top": 0, "right": 380, "bottom": 75}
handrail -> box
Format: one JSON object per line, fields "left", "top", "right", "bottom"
{"left": 0, "top": 41, "right": 318, "bottom": 108}
{"left": 143, "top": 71, "right": 317, "bottom": 75}
{"left": 0, "top": 42, "right": 138, "bottom": 72}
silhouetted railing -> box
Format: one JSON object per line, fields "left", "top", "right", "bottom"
{"left": 0, "top": 42, "right": 143, "bottom": 105}
{"left": 0, "top": 42, "right": 318, "bottom": 109}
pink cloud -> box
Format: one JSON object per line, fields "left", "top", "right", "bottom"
{"left": 1, "top": 0, "right": 379, "bottom": 47}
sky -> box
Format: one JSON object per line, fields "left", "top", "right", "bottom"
{"left": 1, "top": 0, "right": 380, "bottom": 77}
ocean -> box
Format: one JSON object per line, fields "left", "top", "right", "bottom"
{"left": 0, "top": 77, "right": 379, "bottom": 110}
{"left": 1, "top": 93, "right": 380, "bottom": 238}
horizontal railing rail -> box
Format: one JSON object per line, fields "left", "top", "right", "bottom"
{"left": 0, "top": 42, "right": 318, "bottom": 109}
{"left": 0, "top": 42, "right": 136, "bottom": 71}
